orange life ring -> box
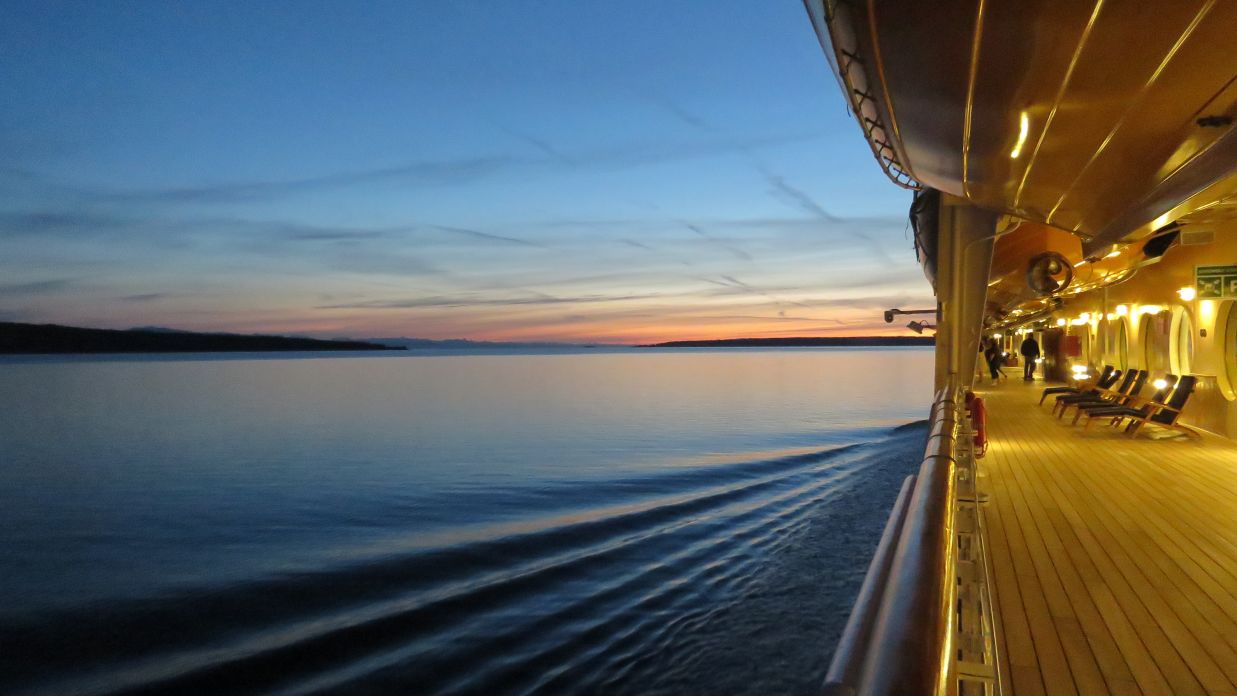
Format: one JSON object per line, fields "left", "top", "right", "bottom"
{"left": 966, "top": 391, "right": 988, "bottom": 458}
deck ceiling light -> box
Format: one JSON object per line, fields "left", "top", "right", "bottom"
{"left": 1010, "top": 111, "right": 1029, "bottom": 158}
{"left": 1178, "top": 287, "right": 1197, "bottom": 301}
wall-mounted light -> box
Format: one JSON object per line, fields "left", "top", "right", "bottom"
{"left": 1178, "top": 287, "right": 1197, "bottom": 301}
{"left": 1056, "top": 318, "right": 1067, "bottom": 327}
{"left": 1105, "top": 313, "right": 1116, "bottom": 321}
{"left": 993, "top": 332, "right": 1003, "bottom": 338}
{"left": 1079, "top": 312, "right": 1090, "bottom": 322}
{"left": 1115, "top": 305, "right": 1129, "bottom": 316}
{"left": 1201, "top": 299, "right": 1216, "bottom": 325}
{"left": 884, "top": 307, "right": 936, "bottom": 323}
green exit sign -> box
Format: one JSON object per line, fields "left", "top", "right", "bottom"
{"left": 1196, "top": 265, "right": 1237, "bottom": 299}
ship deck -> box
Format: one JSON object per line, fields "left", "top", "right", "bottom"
{"left": 975, "top": 378, "right": 1237, "bottom": 696}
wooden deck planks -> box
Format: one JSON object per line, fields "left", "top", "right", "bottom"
{"left": 974, "top": 380, "right": 1237, "bottom": 695}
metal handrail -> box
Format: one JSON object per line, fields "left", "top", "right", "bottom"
{"left": 823, "top": 474, "right": 916, "bottom": 691}
{"left": 823, "top": 388, "right": 960, "bottom": 695}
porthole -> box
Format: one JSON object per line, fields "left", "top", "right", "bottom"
{"left": 1115, "top": 319, "right": 1129, "bottom": 371}
{"left": 1142, "top": 313, "right": 1170, "bottom": 374}
{"left": 1170, "top": 307, "right": 1194, "bottom": 376}
{"left": 1222, "top": 301, "right": 1237, "bottom": 401}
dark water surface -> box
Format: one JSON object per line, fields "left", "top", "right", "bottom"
{"left": 0, "top": 348, "right": 932, "bottom": 695}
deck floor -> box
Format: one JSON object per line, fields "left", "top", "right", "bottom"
{"left": 974, "top": 378, "right": 1237, "bottom": 696}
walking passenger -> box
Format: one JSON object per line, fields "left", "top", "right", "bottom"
{"left": 984, "top": 338, "right": 1004, "bottom": 384}
{"left": 1019, "top": 334, "right": 1040, "bottom": 381}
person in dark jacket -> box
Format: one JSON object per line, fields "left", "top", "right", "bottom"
{"left": 984, "top": 338, "right": 1004, "bottom": 383}
{"left": 1019, "top": 334, "right": 1041, "bottom": 380}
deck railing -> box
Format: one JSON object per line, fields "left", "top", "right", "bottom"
{"left": 823, "top": 387, "right": 1001, "bottom": 695}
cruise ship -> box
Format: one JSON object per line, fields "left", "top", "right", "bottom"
{"left": 804, "top": 2, "right": 1237, "bottom": 695}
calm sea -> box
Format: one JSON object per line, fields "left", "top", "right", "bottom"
{"left": 0, "top": 347, "right": 933, "bottom": 695}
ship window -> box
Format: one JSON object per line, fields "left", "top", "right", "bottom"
{"left": 1142, "top": 313, "right": 1170, "bottom": 374}
{"left": 1170, "top": 307, "right": 1194, "bottom": 376}
{"left": 1115, "top": 320, "right": 1129, "bottom": 371}
{"left": 1224, "top": 301, "right": 1237, "bottom": 401}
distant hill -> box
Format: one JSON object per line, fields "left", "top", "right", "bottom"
{"left": 363, "top": 337, "right": 600, "bottom": 350}
{"left": 641, "top": 336, "right": 935, "bottom": 348}
{"left": 0, "top": 322, "right": 404, "bottom": 354}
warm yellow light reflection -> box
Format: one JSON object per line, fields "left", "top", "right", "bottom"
{"left": 1200, "top": 299, "right": 1216, "bottom": 325}
{"left": 1071, "top": 364, "right": 1087, "bottom": 373}
{"left": 1178, "top": 287, "right": 1197, "bottom": 301}
{"left": 1010, "top": 111, "right": 1029, "bottom": 158}
{"left": 1140, "top": 305, "right": 1163, "bottom": 315}
{"left": 1105, "top": 250, "right": 1121, "bottom": 259}
{"left": 1153, "top": 379, "right": 1168, "bottom": 390}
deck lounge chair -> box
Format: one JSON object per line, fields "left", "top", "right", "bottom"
{"left": 1073, "top": 373, "right": 1173, "bottom": 426}
{"left": 1082, "top": 376, "right": 1201, "bottom": 438}
{"left": 1060, "top": 369, "right": 1148, "bottom": 421}
{"left": 1054, "top": 369, "right": 1144, "bottom": 419}
{"left": 1039, "top": 365, "right": 1117, "bottom": 405}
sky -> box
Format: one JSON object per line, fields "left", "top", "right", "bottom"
{"left": 0, "top": 0, "right": 930, "bottom": 344}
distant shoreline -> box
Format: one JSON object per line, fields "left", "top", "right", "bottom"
{"left": 640, "top": 336, "right": 934, "bottom": 348}
{"left": 0, "top": 322, "right": 403, "bottom": 355}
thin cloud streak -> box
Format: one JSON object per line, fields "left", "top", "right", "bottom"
{"left": 315, "top": 292, "right": 664, "bottom": 309}
{"left": 0, "top": 278, "right": 76, "bottom": 295}
{"left": 429, "top": 225, "right": 546, "bottom": 248}
{"left": 2, "top": 132, "right": 826, "bottom": 207}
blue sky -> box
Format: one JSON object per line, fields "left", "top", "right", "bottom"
{"left": 0, "top": 0, "right": 928, "bottom": 342}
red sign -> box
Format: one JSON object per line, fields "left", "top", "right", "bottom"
{"left": 1063, "top": 335, "right": 1082, "bottom": 357}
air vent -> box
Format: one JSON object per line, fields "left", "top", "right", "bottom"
{"left": 1180, "top": 229, "right": 1215, "bottom": 246}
